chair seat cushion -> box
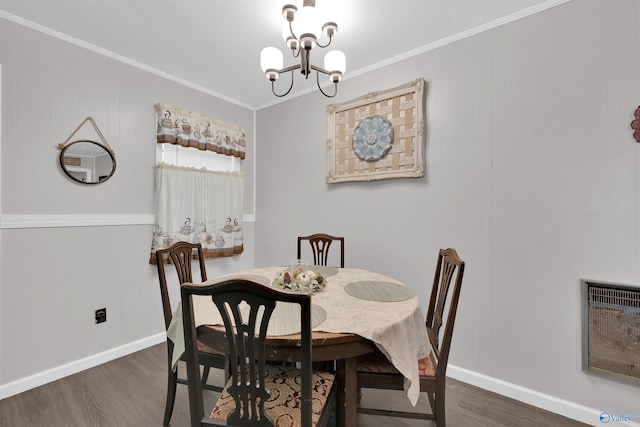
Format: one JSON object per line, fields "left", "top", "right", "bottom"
{"left": 357, "top": 351, "right": 435, "bottom": 377}
{"left": 196, "top": 339, "right": 225, "bottom": 356}
{"left": 211, "top": 365, "right": 335, "bottom": 427}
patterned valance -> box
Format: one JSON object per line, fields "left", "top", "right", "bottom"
{"left": 154, "top": 102, "right": 246, "bottom": 159}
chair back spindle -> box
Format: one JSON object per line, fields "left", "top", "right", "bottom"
{"left": 297, "top": 233, "right": 345, "bottom": 268}
{"left": 426, "top": 248, "right": 465, "bottom": 375}
{"left": 182, "top": 279, "right": 321, "bottom": 427}
{"left": 155, "top": 241, "right": 225, "bottom": 426}
{"left": 156, "top": 241, "right": 207, "bottom": 329}
{"left": 217, "top": 294, "right": 274, "bottom": 425}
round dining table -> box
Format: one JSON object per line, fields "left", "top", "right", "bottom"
{"left": 167, "top": 265, "right": 430, "bottom": 427}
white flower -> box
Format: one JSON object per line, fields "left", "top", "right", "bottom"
{"left": 289, "top": 281, "right": 301, "bottom": 291}
{"left": 297, "top": 272, "right": 311, "bottom": 286}
{"left": 271, "top": 269, "right": 327, "bottom": 293}
{"left": 291, "top": 266, "right": 304, "bottom": 278}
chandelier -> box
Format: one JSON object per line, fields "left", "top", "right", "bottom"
{"left": 260, "top": 0, "right": 346, "bottom": 98}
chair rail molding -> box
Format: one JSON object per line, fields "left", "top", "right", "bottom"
{"left": 0, "top": 214, "right": 155, "bottom": 229}
{"left": 0, "top": 214, "right": 255, "bottom": 229}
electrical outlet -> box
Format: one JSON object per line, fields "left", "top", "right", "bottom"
{"left": 95, "top": 308, "right": 107, "bottom": 324}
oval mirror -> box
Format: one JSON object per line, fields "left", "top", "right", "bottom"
{"left": 60, "top": 140, "right": 116, "bottom": 184}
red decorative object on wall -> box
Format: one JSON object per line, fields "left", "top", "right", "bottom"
{"left": 632, "top": 106, "right": 640, "bottom": 143}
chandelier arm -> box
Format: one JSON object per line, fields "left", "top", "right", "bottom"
{"left": 315, "top": 35, "right": 333, "bottom": 49}
{"left": 310, "top": 64, "right": 331, "bottom": 77}
{"left": 288, "top": 21, "right": 299, "bottom": 42}
{"left": 272, "top": 69, "right": 297, "bottom": 98}
{"left": 279, "top": 64, "right": 302, "bottom": 74}
{"left": 314, "top": 69, "right": 338, "bottom": 98}
{"left": 285, "top": 22, "right": 302, "bottom": 58}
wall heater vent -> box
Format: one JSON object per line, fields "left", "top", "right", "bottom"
{"left": 582, "top": 280, "right": 640, "bottom": 384}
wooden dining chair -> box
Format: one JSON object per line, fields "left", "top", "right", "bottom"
{"left": 155, "top": 241, "right": 227, "bottom": 427}
{"left": 356, "top": 248, "right": 465, "bottom": 427}
{"left": 297, "top": 233, "right": 345, "bottom": 267}
{"left": 181, "top": 278, "right": 337, "bottom": 427}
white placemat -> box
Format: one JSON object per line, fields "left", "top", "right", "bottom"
{"left": 241, "top": 302, "right": 326, "bottom": 336}
{"left": 344, "top": 280, "right": 416, "bottom": 302}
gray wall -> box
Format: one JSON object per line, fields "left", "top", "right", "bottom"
{"left": 255, "top": 0, "right": 640, "bottom": 423}
{"left": 0, "top": 17, "right": 256, "bottom": 394}
{"left": 2, "top": 0, "right": 640, "bottom": 424}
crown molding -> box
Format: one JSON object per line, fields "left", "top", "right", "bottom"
{"left": 0, "top": 10, "right": 254, "bottom": 111}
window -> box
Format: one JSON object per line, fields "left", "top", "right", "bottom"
{"left": 151, "top": 103, "right": 245, "bottom": 261}
{"left": 156, "top": 143, "right": 240, "bottom": 172}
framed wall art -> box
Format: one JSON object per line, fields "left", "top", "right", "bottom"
{"left": 326, "top": 78, "right": 425, "bottom": 183}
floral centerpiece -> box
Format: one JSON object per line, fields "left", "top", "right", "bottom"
{"left": 272, "top": 266, "right": 327, "bottom": 293}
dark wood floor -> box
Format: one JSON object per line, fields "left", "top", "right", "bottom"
{"left": 0, "top": 343, "right": 589, "bottom": 427}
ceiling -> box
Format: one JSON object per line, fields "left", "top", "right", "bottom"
{"left": 0, "top": 0, "right": 564, "bottom": 110}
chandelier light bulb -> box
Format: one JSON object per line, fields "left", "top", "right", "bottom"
{"left": 293, "top": 5, "right": 321, "bottom": 41}
{"left": 322, "top": 22, "right": 338, "bottom": 38}
{"left": 261, "top": 47, "right": 284, "bottom": 80}
{"left": 286, "top": 37, "right": 299, "bottom": 50}
{"left": 281, "top": 4, "right": 298, "bottom": 22}
{"left": 324, "top": 50, "right": 346, "bottom": 74}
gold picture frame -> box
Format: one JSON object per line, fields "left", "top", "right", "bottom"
{"left": 326, "top": 78, "right": 425, "bottom": 183}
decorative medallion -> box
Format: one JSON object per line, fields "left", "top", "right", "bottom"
{"left": 326, "top": 78, "right": 424, "bottom": 183}
{"left": 632, "top": 106, "right": 640, "bottom": 143}
{"left": 352, "top": 115, "right": 394, "bottom": 162}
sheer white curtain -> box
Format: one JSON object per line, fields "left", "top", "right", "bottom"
{"left": 151, "top": 163, "right": 244, "bottom": 258}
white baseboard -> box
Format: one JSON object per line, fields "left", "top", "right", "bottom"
{"left": 0, "top": 333, "right": 165, "bottom": 400}
{"left": 2, "top": 342, "right": 636, "bottom": 426}
{"left": 447, "top": 364, "right": 640, "bottom": 427}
